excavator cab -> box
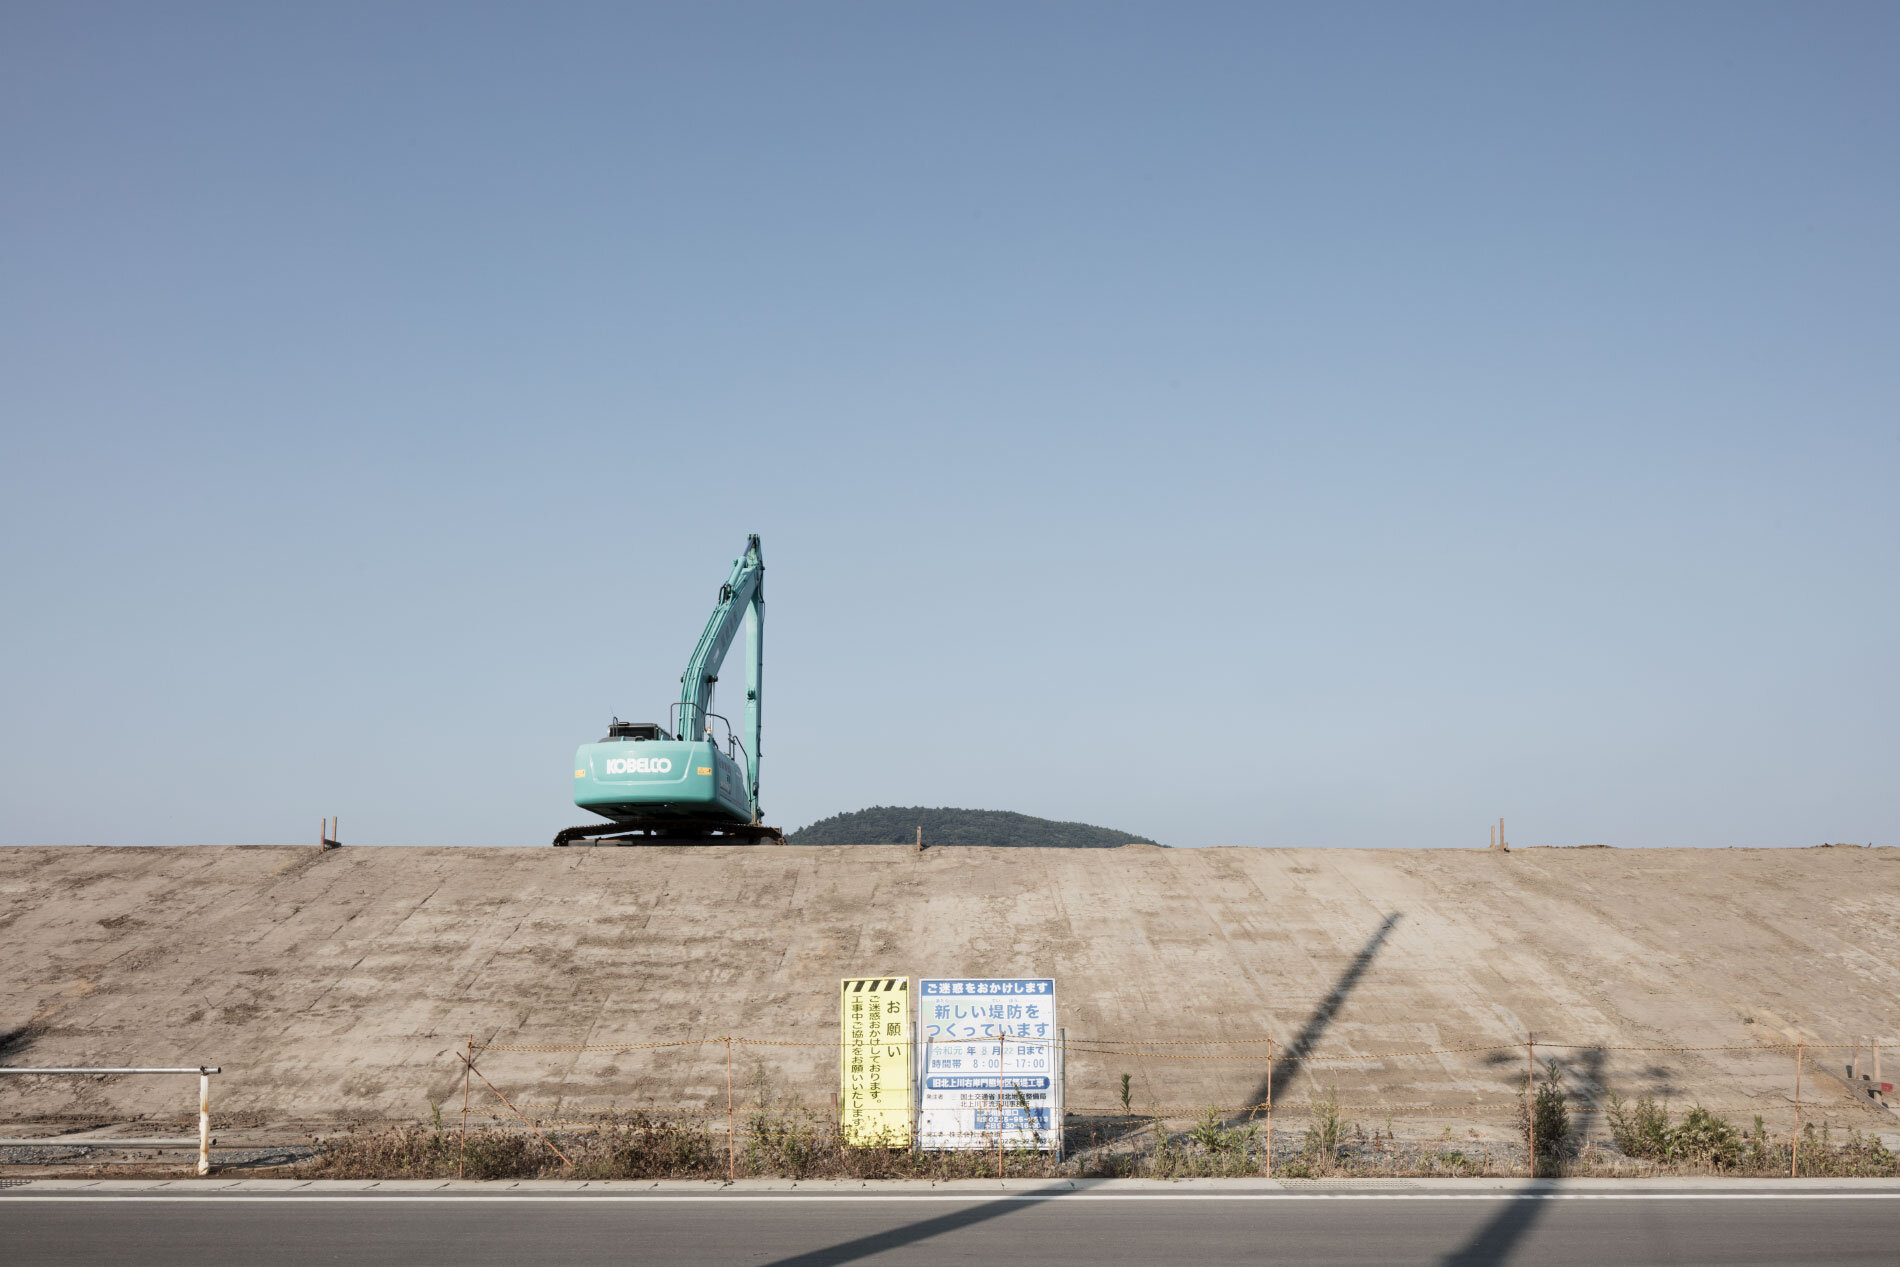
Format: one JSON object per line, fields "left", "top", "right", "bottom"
{"left": 603, "top": 720, "right": 672, "bottom": 742}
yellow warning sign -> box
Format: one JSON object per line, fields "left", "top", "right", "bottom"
{"left": 840, "top": 977, "right": 910, "bottom": 1147}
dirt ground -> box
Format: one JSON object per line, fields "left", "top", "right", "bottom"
{"left": 3, "top": 843, "right": 1896, "bottom": 1150}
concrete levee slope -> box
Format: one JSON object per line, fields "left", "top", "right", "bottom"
{"left": 3, "top": 844, "right": 1897, "bottom": 1137}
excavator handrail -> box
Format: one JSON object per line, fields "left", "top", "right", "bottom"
{"left": 690, "top": 710, "right": 751, "bottom": 769}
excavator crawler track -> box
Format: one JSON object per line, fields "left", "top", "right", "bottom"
{"left": 553, "top": 819, "right": 785, "bottom": 846}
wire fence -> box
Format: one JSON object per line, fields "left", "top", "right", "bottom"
{"left": 446, "top": 1030, "right": 1898, "bottom": 1180}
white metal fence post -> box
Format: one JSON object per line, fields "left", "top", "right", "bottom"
{"left": 197, "top": 1070, "right": 211, "bottom": 1176}
{"left": 0, "top": 1066, "right": 219, "bottom": 1174}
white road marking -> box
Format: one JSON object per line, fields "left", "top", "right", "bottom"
{"left": 3, "top": 1192, "right": 1898, "bottom": 1203}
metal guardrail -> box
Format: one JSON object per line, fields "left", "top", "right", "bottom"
{"left": 0, "top": 1066, "right": 222, "bottom": 1175}
{"left": 0, "top": 1067, "right": 221, "bottom": 1076}
{"left": 0, "top": 1139, "right": 213, "bottom": 1147}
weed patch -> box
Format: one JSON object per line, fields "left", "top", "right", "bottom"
{"left": 1301, "top": 1088, "right": 1349, "bottom": 1173}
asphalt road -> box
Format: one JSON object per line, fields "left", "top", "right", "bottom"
{"left": 4, "top": 1189, "right": 1897, "bottom": 1266}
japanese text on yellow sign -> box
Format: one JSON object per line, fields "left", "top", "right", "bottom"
{"left": 841, "top": 977, "right": 910, "bottom": 1147}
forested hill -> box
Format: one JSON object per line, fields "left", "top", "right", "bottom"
{"left": 787, "top": 806, "right": 1159, "bottom": 848}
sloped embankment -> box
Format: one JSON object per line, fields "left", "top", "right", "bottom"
{"left": 2, "top": 843, "right": 1897, "bottom": 1139}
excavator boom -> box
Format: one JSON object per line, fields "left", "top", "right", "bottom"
{"left": 675, "top": 534, "right": 763, "bottom": 813}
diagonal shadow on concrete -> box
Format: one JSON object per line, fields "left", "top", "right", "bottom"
{"left": 1438, "top": 1187, "right": 1553, "bottom": 1265}
{"left": 1243, "top": 911, "right": 1403, "bottom": 1115}
{"left": 757, "top": 1186, "right": 1074, "bottom": 1267}
{"left": 1564, "top": 1046, "right": 1609, "bottom": 1149}
{"left": 0, "top": 1025, "right": 38, "bottom": 1061}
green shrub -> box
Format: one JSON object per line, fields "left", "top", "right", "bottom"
{"left": 1747, "top": 1115, "right": 1771, "bottom": 1171}
{"left": 1669, "top": 1106, "right": 1741, "bottom": 1168}
{"left": 1606, "top": 1092, "right": 1672, "bottom": 1160}
{"left": 1795, "top": 1126, "right": 1899, "bottom": 1178}
{"left": 1161, "top": 1108, "right": 1262, "bottom": 1175}
{"left": 1606, "top": 1097, "right": 1742, "bottom": 1170}
{"left": 1518, "top": 1060, "right": 1571, "bottom": 1173}
{"left": 1188, "top": 1108, "right": 1248, "bottom": 1155}
{"left": 1423, "top": 1148, "right": 1485, "bottom": 1177}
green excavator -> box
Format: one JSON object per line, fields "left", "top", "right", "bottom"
{"left": 553, "top": 535, "right": 781, "bottom": 845}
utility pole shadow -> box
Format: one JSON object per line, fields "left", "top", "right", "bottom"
{"left": 758, "top": 1186, "right": 1076, "bottom": 1267}
{"left": 1439, "top": 1190, "right": 1553, "bottom": 1265}
{"left": 1242, "top": 911, "right": 1403, "bottom": 1117}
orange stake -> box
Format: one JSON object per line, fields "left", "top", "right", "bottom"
{"left": 455, "top": 1051, "right": 573, "bottom": 1167}
{"left": 726, "top": 1036, "right": 736, "bottom": 1182}
{"left": 1266, "top": 1036, "right": 1274, "bottom": 1177}
{"left": 1792, "top": 1038, "right": 1803, "bottom": 1178}
{"left": 459, "top": 1035, "right": 472, "bottom": 1179}
{"left": 1527, "top": 1033, "right": 1536, "bottom": 1175}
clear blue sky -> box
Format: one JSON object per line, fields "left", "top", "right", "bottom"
{"left": 3, "top": 3, "right": 1894, "bottom": 847}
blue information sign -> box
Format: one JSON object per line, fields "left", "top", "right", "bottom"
{"left": 917, "top": 977, "right": 1058, "bottom": 1150}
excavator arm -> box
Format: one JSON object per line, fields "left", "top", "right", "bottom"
{"left": 675, "top": 534, "right": 764, "bottom": 819}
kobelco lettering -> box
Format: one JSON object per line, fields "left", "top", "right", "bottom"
{"left": 604, "top": 757, "right": 672, "bottom": 775}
